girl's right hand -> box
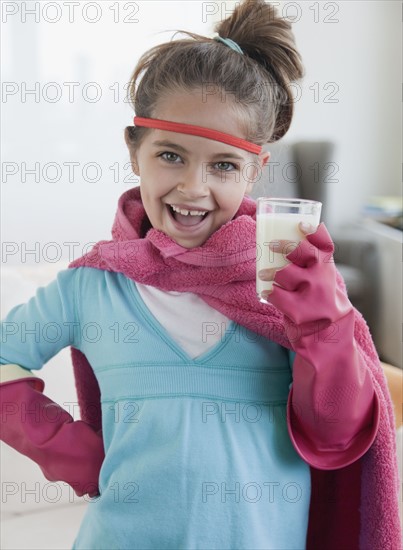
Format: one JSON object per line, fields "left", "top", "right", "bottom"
{"left": 0, "top": 377, "right": 105, "bottom": 498}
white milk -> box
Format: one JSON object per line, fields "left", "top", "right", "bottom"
{"left": 256, "top": 212, "right": 320, "bottom": 297}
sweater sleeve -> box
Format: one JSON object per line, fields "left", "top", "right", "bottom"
{"left": 1, "top": 268, "right": 81, "bottom": 371}
{"left": 0, "top": 268, "right": 104, "bottom": 497}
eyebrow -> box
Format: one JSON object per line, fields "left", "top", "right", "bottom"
{"left": 151, "top": 140, "right": 245, "bottom": 160}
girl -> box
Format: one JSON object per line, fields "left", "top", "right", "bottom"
{"left": 0, "top": 1, "right": 400, "bottom": 548}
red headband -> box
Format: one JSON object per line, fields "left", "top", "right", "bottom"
{"left": 133, "top": 116, "right": 262, "bottom": 155}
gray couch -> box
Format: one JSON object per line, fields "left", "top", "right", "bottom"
{"left": 251, "top": 140, "right": 380, "bottom": 345}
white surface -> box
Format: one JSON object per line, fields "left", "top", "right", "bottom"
{"left": 1, "top": 499, "right": 88, "bottom": 550}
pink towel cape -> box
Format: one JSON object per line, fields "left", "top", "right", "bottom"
{"left": 68, "top": 186, "right": 401, "bottom": 549}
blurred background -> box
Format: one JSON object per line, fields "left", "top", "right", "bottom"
{"left": 1, "top": 1, "right": 402, "bottom": 548}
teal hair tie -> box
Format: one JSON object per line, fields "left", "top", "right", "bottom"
{"left": 213, "top": 35, "right": 244, "bottom": 55}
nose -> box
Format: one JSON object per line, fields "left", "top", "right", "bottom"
{"left": 176, "top": 164, "right": 209, "bottom": 199}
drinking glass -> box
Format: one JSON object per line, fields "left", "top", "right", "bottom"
{"left": 256, "top": 198, "right": 322, "bottom": 302}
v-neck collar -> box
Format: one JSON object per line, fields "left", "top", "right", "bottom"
{"left": 127, "top": 278, "right": 238, "bottom": 364}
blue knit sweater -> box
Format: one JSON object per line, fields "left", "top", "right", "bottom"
{"left": 1, "top": 267, "right": 310, "bottom": 549}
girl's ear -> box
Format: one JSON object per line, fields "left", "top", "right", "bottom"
{"left": 245, "top": 151, "right": 271, "bottom": 194}
{"left": 124, "top": 127, "right": 140, "bottom": 176}
{"left": 131, "top": 156, "right": 140, "bottom": 176}
{"left": 260, "top": 151, "right": 271, "bottom": 167}
{"left": 129, "top": 150, "right": 140, "bottom": 176}
{"left": 128, "top": 151, "right": 139, "bottom": 176}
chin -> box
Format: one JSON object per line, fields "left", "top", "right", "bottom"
{"left": 174, "top": 237, "right": 207, "bottom": 249}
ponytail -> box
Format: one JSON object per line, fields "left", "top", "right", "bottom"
{"left": 215, "top": 0, "right": 304, "bottom": 141}
{"left": 125, "top": 0, "right": 304, "bottom": 150}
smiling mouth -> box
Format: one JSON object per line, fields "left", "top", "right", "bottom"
{"left": 167, "top": 204, "right": 210, "bottom": 227}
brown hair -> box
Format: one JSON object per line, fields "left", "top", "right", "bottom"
{"left": 124, "top": 0, "right": 304, "bottom": 154}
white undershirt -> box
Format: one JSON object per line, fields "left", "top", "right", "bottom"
{"left": 135, "top": 282, "right": 232, "bottom": 359}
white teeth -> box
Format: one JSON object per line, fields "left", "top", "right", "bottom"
{"left": 170, "top": 205, "right": 208, "bottom": 216}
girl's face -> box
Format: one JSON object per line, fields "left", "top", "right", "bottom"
{"left": 131, "top": 90, "right": 270, "bottom": 248}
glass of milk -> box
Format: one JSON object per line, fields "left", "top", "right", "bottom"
{"left": 256, "top": 198, "right": 322, "bottom": 302}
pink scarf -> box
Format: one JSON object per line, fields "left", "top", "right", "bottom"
{"left": 69, "top": 186, "right": 401, "bottom": 549}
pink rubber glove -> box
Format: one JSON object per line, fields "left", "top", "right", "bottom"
{"left": 261, "top": 222, "right": 380, "bottom": 469}
{"left": 0, "top": 377, "right": 105, "bottom": 497}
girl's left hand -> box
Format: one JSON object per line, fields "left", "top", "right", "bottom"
{"left": 258, "top": 222, "right": 352, "bottom": 336}
{"left": 258, "top": 222, "right": 380, "bottom": 470}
